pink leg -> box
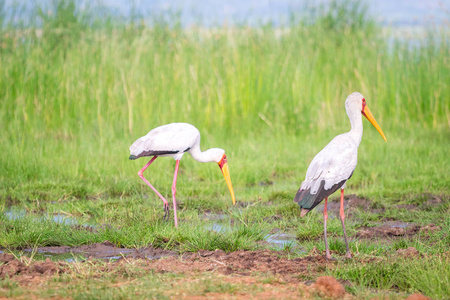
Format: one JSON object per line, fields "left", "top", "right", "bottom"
{"left": 138, "top": 156, "right": 170, "bottom": 220}
{"left": 340, "top": 188, "right": 352, "bottom": 259}
{"left": 172, "top": 160, "right": 180, "bottom": 228}
{"left": 323, "top": 197, "right": 332, "bottom": 260}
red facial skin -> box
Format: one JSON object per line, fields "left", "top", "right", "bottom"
{"left": 218, "top": 154, "right": 227, "bottom": 169}
{"left": 361, "top": 98, "right": 367, "bottom": 118}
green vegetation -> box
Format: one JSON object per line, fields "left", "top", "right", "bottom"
{"left": 0, "top": 0, "right": 449, "bottom": 299}
{"left": 332, "top": 254, "right": 450, "bottom": 299}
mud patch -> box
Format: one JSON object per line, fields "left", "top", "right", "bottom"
{"left": 4, "top": 241, "right": 180, "bottom": 262}
{"left": 315, "top": 194, "right": 376, "bottom": 217}
{"left": 218, "top": 250, "right": 329, "bottom": 276}
{"left": 413, "top": 193, "right": 444, "bottom": 207}
{"left": 0, "top": 247, "right": 330, "bottom": 279}
{"left": 356, "top": 221, "right": 420, "bottom": 239}
{"left": 128, "top": 248, "right": 332, "bottom": 280}
{"left": 0, "top": 253, "right": 65, "bottom": 278}
{"left": 0, "top": 250, "right": 426, "bottom": 299}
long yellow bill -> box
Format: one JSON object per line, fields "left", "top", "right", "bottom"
{"left": 362, "top": 105, "right": 387, "bottom": 142}
{"left": 218, "top": 155, "right": 236, "bottom": 205}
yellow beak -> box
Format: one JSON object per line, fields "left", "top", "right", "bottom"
{"left": 362, "top": 105, "right": 387, "bottom": 142}
{"left": 218, "top": 155, "right": 236, "bottom": 205}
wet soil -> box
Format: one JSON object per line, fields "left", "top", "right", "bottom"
{"left": 355, "top": 221, "right": 421, "bottom": 239}
{"left": 24, "top": 241, "right": 180, "bottom": 260}
{"left": 315, "top": 194, "right": 379, "bottom": 217}
{"left": 1, "top": 194, "right": 445, "bottom": 298}
{"left": 0, "top": 248, "right": 355, "bottom": 299}
{"left": 1, "top": 242, "right": 329, "bottom": 278}
{"left": 0, "top": 245, "right": 335, "bottom": 288}
{"left": 0, "top": 245, "right": 430, "bottom": 299}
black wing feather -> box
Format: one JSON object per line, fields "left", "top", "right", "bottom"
{"left": 129, "top": 146, "right": 192, "bottom": 160}
{"left": 129, "top": 150, "right": 180, "bottom": 160}
{"left": 294, "top": 172, "right": 353, "bottom": 214}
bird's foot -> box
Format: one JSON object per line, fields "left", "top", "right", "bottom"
{"left": 344, "top": 252, "right": 352, "bottom": 259}
{"left": 163, "top": 203, "right": 170, "bottom": 221}
{"left": 326, "top": 255, "right": 337, "bottom": 261}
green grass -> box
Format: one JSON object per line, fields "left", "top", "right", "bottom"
{"left": 0, "top": 0, "right": 449, "bottom": 298}
{"left": 0, "top": 1, "right": 448, "bottom": 203}
{"left": 331, "top": 254, "right": 450, "bottom": 299}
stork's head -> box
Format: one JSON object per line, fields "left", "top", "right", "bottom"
{"left": 209, "top": 148, "right": 236, "bottom": 206}
{"left": 345, "top": 92, "right": 387, "bottom": 142}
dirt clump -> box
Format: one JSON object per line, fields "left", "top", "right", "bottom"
{"left": 419, "top": 223, "right": 441, "bottom": 234}
{"left": 0, "top": 253, "right": 15, "bottom": 264}
{"left": 396, "top": 247, "right": 421, "bottom": 259}
{"left": 0, "top": 255, "right": 64, "bottom": 279}
{"left": 309, "top": 276, "right": 346, "bottom": 299}
{"left": 32, "top": 258, "right": 60, "bottom": 275}
{"left": 405, "top": 293, "right": 431, "bottom": 300}
{"left": 356, "top": 222, "right": 420, "bottom": 239}
{"left": 0, "top": 255, "right": 27, "bottom": 278}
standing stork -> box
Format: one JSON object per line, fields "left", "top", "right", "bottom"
{"left": 129, "top": 123, "right": 236, "bottom": 227}
{"left": 294, "top": 92, "right": 387, "bottom": 259}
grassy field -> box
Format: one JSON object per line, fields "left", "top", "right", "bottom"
{"left": 0, "top": 0, "right": 449, "bottom": 298}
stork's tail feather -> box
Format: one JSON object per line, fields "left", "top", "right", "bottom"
{"left": 294, "top": 184, "right": 324, "bottom": 215}
{"left": 300, "top": 208, "right": 310, "bottom": 217}
{"left": 294, "top": 188, "right": 312, "bottom": 217}
{"left": 129, "top": 155, "right": 138, "bottom": 160}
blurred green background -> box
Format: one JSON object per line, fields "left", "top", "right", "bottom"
{"left": 0, "top": 0, "right": 448, "bottom": 205}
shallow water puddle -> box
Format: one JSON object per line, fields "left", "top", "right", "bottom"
{"left": 265, "top": 232, "right": 296, "bottom": 247}
{"left": 50, "top": 213, "right": 79, "bottom": 225}
{"left": 1, "top": 246, "right": 136, "bottom": 262}
{"left": 384, "top": 221, "right": 415, "bottom": 228}
{"left": 4, "top": 208, "right": 27, "bottom": 220}
{"left": 263, "top": 230, "right": 306, "bottom": 253}
{"left": 4, "top": 206, "right": 91, "bottom": 227}
{"left": 203, "top": 214, "right": 304, "bottom": 253}
{"left": 0, "top": 249, "right": 86, "bottom": 262}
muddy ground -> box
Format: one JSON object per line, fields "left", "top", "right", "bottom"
{"left": 0, "top": 247, "right": 369, "bottom": 299}
{"left": 0, "top": 246, "right": 330, "bottom": 279}
{"left": 0, "top": 244, "right": 432, "bottom": 299}
{"left": 0, "top": 194, "right": 443, "bottom": 299}
{"left": 0, "top": 218, "right": 439, "bottom": 300}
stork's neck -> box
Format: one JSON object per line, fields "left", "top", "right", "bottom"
{"left": 348, "top": 111, "right": 363, "bottom": 147}
{"left": 188, "top": 145, "right": 220, "bottom": 163}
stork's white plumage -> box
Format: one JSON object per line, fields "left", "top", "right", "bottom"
{"left": 129, "top": 123, "right": 236, "bottom": 227}
{"left": 294, "top": 92, "right": 387, "bottom": 259}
